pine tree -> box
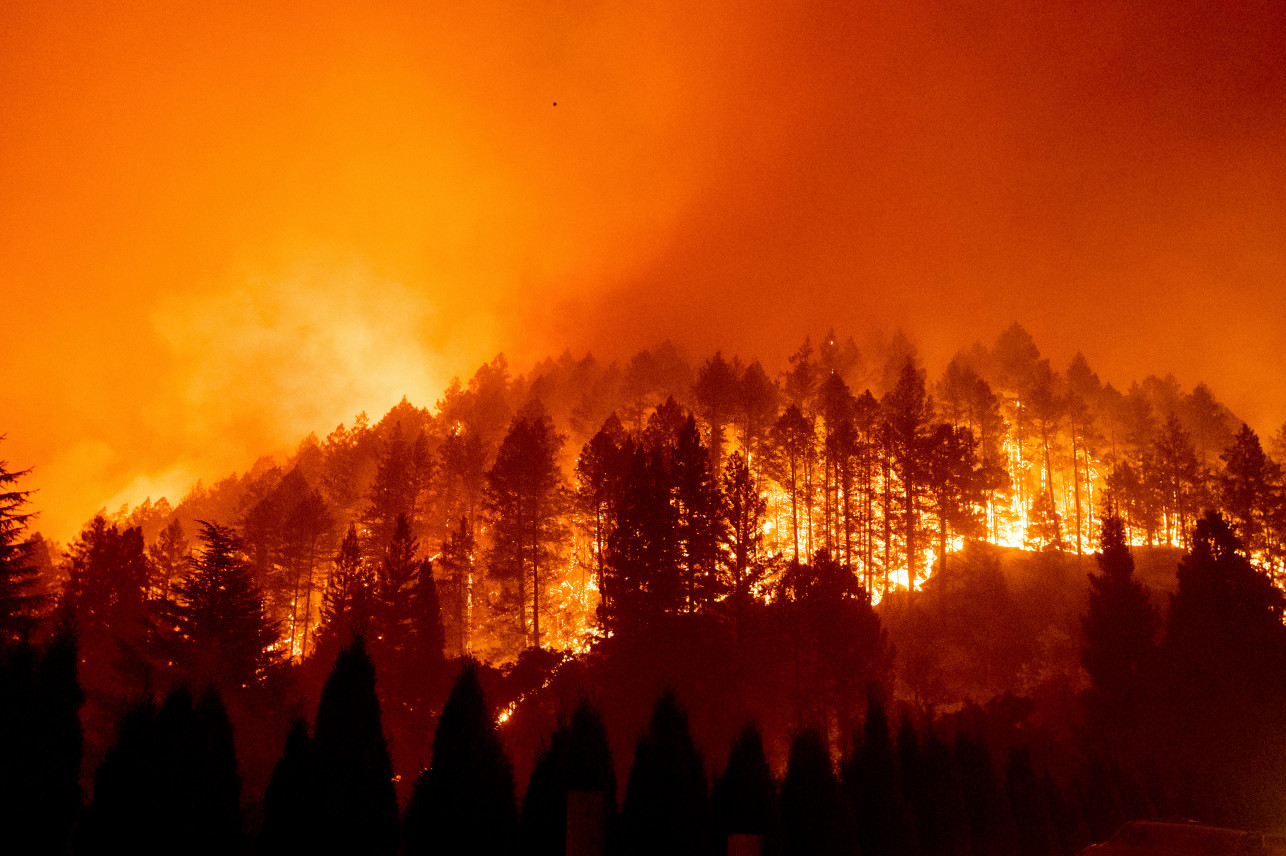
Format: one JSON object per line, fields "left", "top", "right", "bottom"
{"left": 842, "top": 689, "right": 916, "bottom": 856}
{"left": 780, "top": 728, "right": 856, "bottom": 856}
{"left": 1080, "top": 514, "right": 1158, "bottom": 750}
{"left": 620, "top": 691, "right": 709, "bottom": 856}
{"left": 311, "top": 635, "right": 399, "bottom": 855}
{"left": 405, "top": 660, "right": 517, "bottom": 856}
{"left": 313, "top": 523, "right": 373, "bottom": 663}
{"left": 257, "top": 718, "right": 318, "bottom": 856}
{"left": 438, "top": 515, "right": 476, "bottom": 657}
{"left": 0, "top": 625, "right": 83, "bottom": 854}
{"left": 171, "top": 521, "right": 281, "bottom": 693}
{"left": 485, "top": 402, "right": 568, "bottom": 649}
{"left": 885, "top": 359, "right": 932, "bottom": 587}
{"left": 712, "top": 722, "right": 778, "bottom": 854}
{"left": 1155, "top": 511, "right": 1286, "bottom": 825}
{"left": 371, "top": 513, "right": 419, "bottom": 671}
{"left": 721, "top": 451, "right": 767, "bottom": 605}
{"left": 576, "top": 414, "right": 631, "bottom": 621}
{"left": 521, "top": 699, "right": 618, "bottom": 856}
{"left": 0, "top": 441, "right": 43, "bottom": 643}
{"left": 672, "top": 415, "right": 727, "bottom": 613}
{"left": 78, "top": 686, "right": 242, "bottom": 856}
{"left": 148, "top": 517, "right": 189, "bottom": 602}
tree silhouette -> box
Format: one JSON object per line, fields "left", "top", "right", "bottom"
{"left": 771, "top": 405, "right": 817, "bottom": 562}
{"left": 311, "top": 635, "right": 399, "bottom": 856}
{"left": 673, "top": 415, "right": 726, "bottom": 613}
{"left": 620, "top": 691, "right": 709, "bottom": 856}
{"left": 780, "top": 727, "right": 855, "bottom": 856}
{"left": 0, "top": 624, "right": 83, "bottom": 854}
{"left": 170, "top": 521, "right": 281, "bottom": 693}
{"left": 257, "top": 718, "right": 317, "bottom": 856}
{"left": 521, "top": 699, "right": 618, "bottom": 856}
{"left": 77, "top": 686, "right": 241, "bottom": 856}
{"left": 576, "top": 414, "right": 631, "bottom": 622}
{"left": 712, "top": 722, "right": 778, "bottom": 855}
{"left": 313, "top": 523, "right": 373, "bottom": 665}
{"left": 405, "top": 660, "right": 517, "bottom": 856}
{"left": 486, "top": 401, "right": 567, "bottom": 649}
{"left": 0, "top": 440, "right": 43, "bottom": 643}
{"left": 438, "top": 514, "right": 476, "bottom": 657}
{"left": 694, "top": 350, "right": 740, "bottom": 471}
{"left": 885, "top": 359, "right": 932, "bottom": 587}
{"left": 842, "top": 689, "right": 916, "bottom": 856}
{"left": 603, "top": 443, "right": 681, "bottom": 632}
{"left": 1218, "top": 424, "right": 1280, "bottom": 560}
{"left": 721, "top": 451, "right": 767, "bottom": 606}
{"left": 1080, "top": 514, "right": 1158, "bottom": 753}
{"left": 1155, "top": 511, "right": 1286, "bottom": 825}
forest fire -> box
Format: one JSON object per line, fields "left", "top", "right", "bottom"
{"left": 4, "top": 0, "right": 1286, "bottom": 853}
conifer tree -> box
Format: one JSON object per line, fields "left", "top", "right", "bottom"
{"left": 78, "top": 686, "right": 242, "bottom": 856}
{"left": 712, "top": 722, "right": 778, "bottom": 854}
{"left": 148, "top": 517, "right": 189, "bottom": 602}
{"left": 620, "top": 691, "right": 709, "bottom": 856}
{"left": 672, "top": 415, "right": 726, "bottom": 613}
{"left": 0, "top": 624, "right": 83, "bottom": 854}
{"left": 603, "top": 444, "right": 681, "bottom": 632}
{"left": 885, "top": 359, "right": 932, "bottom": 587}
{"left": 721, "top": 451, "right": 767, "bottom": 605}
{"left": 311, "top": 635, "right": 399, "bottom": 856}
{"left": 171, "top": 521, "right": 281, "bottom": 693}
{"left": 1081, "top": 514, "right": 1158, "bottom": 749}
{"left": 405, "top": 660, "right": 517, "bottom": 856}
{"left": 485, "top": 402, "right": 567, "bottom": 649}
{"left": 1218, "top": 424, "right": 1280, "bottom": 560}
{"left": 521, "top": 699, "right": 618, "bottom": 856}
{"left": 438, "top": 514, "right": 475, "bottom": 656}
{"left": 842, "top": 689, "right": 916, "bottom": 856}
{"left": 0, "top": 441, "right": 43, "bottom": 643}
{"left": 780, "top": 727, "right": 856, "bottom": 856}
{"left": 1155, "top": 511, "right": 1286, "bottom": 825}
{"left": 576, "top": 414, "right": 631, "bottom": 619}
{"left": 371, "top": 513, "right": 419, "bottom": 669}
{"left": 257, "top": 718, "right": 318, "bottom": 856}
{"left": 313, "top": 523, "right": 372, "bottom": 663}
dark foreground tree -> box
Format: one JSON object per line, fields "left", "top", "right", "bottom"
{"left": 521, "top": 699, "right": 618, "bottom": 856}
{"left": 780, "top": 728, "right": 856, "bottom": 856}
{"left": 620, "top": 691, "right": 709, "bottom": 856}
{"left": 0, "top": 625, "right": 83, "bottom": 854}
{"left": 405, "top": 660, "right": 517, "bottom": 856}
{"left": 842, "top": 689, "right": 915, "bottom": 856}
{"left": 257, "top": 718, "right": 317, "bottom": 856}
{"left": 1081, "top": 514, "right": 1158, "bottom": 753}
{"left": 712, "top": 722, "right": 778, "bottom": 855}
{"left": 77, "top": 686, "right": 241, "bottom": 856}
{"left": 311, "top": 635, "right": 399, "bottom": 856}
{"left": 1155, "top": 511, "right": 1286, "bottom": 826}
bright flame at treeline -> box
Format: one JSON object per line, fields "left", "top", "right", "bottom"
{"left": 90, "top": 324, "right": 1282, "bottom": 668}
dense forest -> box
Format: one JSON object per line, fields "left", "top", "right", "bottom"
{"left": 4, "top": 322, "right": 1286, "bottom": 853}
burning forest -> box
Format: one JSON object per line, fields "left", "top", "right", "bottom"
{"left": 5, "top": 1, "right": 1286, "bottom": 853}
{"left": 5, "top": 327, "right": 1286, "bottom": 853}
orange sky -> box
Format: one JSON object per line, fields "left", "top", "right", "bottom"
{"left": 3, "top": 1, "right": 1284, "bottom": 542}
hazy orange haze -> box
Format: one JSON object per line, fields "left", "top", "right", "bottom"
{"left": 2, "top": 1, "right": 1284, "bottom": 540}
